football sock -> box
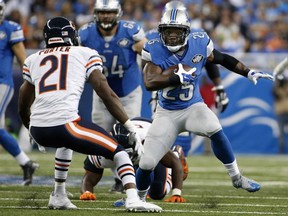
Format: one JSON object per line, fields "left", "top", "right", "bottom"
{"left": 15, "top": 151, "right": 30, "bottom": 166}
{"left": 126, "top": 188, "right": 138, "bottom": 200}
{"left": 0, "top": 129, "right": 21, "bottom": 157}
{"left": 210, "top": 130, "right": 235, "bottom": 164}
{"left": 136, "top": 168, "right": 153, "bottom": 191}
{"left": 224, "top": 160, "right": 240, "bottom": 177}
{"left": 54, "top": 148, "right": 73, "bottom": 194}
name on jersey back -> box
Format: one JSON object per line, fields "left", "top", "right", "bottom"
{"left": 39, "top": 46, "right": 71, "bottom": 55}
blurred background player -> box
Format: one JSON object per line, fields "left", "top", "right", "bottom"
{"left": 0, "top": 0, "right": 39, "bottom": 186}
{"left": 273, "top": 57, "right": 288, "bottom": 153}
{"left": 78, "top": 0, "right": 147, "bottom": 193}
{"left": 136, "top": 8, "right": 274, "bottom": 204}
{"left": 18, "top": 16, "right": 162, "bottom": 212}
{"left": 79, "top": 118, "right": 187, "bottom": 204}
{"left": 145, "top": 1, "right": 229, "bottom": 156}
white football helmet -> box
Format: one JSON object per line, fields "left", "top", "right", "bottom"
{"left": 158, "top": 9, "right": 191, "bottom": 52}
{"left": 0, "top": 0, "right": 5, "bottom": 23}
{"left": 94, "top": 0, "right": 123, "bottom": 31}
{"left": 164, "top": 1, "right": 187, "bottom": 12}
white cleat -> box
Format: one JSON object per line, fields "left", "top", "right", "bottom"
{"left": 48, "top": 192, "right": 77, "bottom": 210}
{"left": 125, "top": 198, "right": 162, "bottom": 212}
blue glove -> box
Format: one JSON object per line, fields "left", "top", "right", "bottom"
{"left": 174, "top": 63, "right": 197, "bottom": 85}
{"left": 248, "top": 70, "right": 274, "bottom": 85}
{"left": 211, "top": 85, "right": 229, "bottom": 113}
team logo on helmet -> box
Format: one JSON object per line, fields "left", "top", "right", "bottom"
{"left": 191, "top": 54, "right": 204, "bottom": 63}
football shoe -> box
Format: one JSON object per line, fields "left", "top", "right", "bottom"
{"left": 21, "top": 161, "right": 39, "bottom": 186}
{"left": 48, "top": 192, "right": 77, "bottom": 210}
{"left": 232, "top": 174, "right": 261, "bottom": 192}
{"left": 125, "top": 197, "right": 162, "bottom": 212}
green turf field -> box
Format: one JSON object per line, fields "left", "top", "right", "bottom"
{"left": 0, "top": 150, "right": 287, "bottom": 216}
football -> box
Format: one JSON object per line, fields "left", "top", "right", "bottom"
{"left": 162, "top": 64, "right": 194, "bottom": 76}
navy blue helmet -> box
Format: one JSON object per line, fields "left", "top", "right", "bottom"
{"left": 43, "top": 16, "right": 79, "bottom": 48}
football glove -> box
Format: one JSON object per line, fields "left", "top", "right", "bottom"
{"left": 123, "top": 120, "right": 144, "bottom": 160}
{"left": 80, "top": 191, "right": 96, "bottom": 200}
{"left": 174, "top": 63, "right": 197, "bottom": 85}
{"left": 248, "top": 70, "right": 274, "bottom": 85}
{"left": 211, "top": 85, "right": 229, "bottom": 113}
{"left": 164, "top": 195, "right": 186, "bottom": 203}
{"left": 129, "top": 132, "right": 144, "bottom": 162}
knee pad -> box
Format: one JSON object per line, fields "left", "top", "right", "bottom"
{"left": 139, "top": 154, "right": 158, "bottom": 170}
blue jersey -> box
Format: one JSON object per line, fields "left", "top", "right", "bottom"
{"left": 143, "top": 31, "right": 212, "bottom": 110}
{"left": 79, "top": 21, "right": 145, "bottom": 97}
{"left": 0, "top": 20, "right": 25, "bottom": 86}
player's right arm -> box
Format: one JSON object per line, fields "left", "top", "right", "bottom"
{"left": 142, "top": 60, "right": 173, "bottom": 91}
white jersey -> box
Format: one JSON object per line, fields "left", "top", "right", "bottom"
{"left": 87, "top": 118, "right": 152, "bottom": 169}
{"left": 23, "top": 46, "right": 103, "bottom": 127}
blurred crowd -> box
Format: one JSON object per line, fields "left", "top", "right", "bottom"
{"left": 3, "top": 0, "right": 288, "bottom": 52}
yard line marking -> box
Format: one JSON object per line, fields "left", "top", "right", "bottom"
{"left": 0, "top": 206, "right": 286, "bottom": 215}
{"left": 0, "top": 197, "right": 287, "bottom": 208}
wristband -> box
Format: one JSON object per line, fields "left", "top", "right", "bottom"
{"left": 124, "top": 119, "right": 135, "bottom": 132}
{"left": 172, "top": 188, "right": 182, "bottom": 196}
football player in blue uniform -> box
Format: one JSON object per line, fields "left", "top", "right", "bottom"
{"left": 0, "top": 0, "right": 39, "bottom": 186}
{"left": 78, "top": 0, "right": 147, "bottom": 193}
{"left": 136, "top": 9, "right": 273, "bottom": 203}
{"left": 145, "top": 1, "right": 229, "bottom": 156}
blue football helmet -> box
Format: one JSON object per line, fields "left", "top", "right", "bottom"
{"left": 158, "top": 9, "right": 191, "bottom": 52}
{"left": 94, "top": 0, "right": 122, "bottom": 31}
{"left": 164, "top": 1, "right": 187, "bottom": 12}
{"left": 43, "top": 16, "right": 79, "bottom": 48}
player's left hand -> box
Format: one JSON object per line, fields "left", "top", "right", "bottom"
{"left": 164, "top": 195, "right": 186, "bottom": 203}
{"left": 248, "top": 70, "right": 274, "bottom": 85}
{"left": 211, "top": 85, "right": 229, "bottom": 113}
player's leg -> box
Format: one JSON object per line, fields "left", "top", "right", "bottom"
{"left": 31, "top": 119, "right": 162, "bottom": 212}
{"left": 109, "top": 86, "right": 143, "bottom": 193}
{"left": 48, "top": 147, "right": 77, "bottom": 210}
{"left": 0, "top": 84, "right": 39, "bottom": 185}
{"left": 186, "top": 102, "right": 261, "bottom": 192}
{"left": 136, "top": 108, "right": 179, "bottom": 201}
{"left": 148, "top": 163, "right": 167, "bottom": 200}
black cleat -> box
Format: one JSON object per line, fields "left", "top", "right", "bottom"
{"left": 109, "top": 178, "right": 125, "bottom": 194}
{"left": 21, "top": 161, "right": 39, "bottom": 186}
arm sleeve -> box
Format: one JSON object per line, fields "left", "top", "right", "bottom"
{"left": 211, "top": 49, "right": 249, "bottom": 77}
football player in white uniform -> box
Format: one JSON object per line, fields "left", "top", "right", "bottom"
{"left": 18, "top": 16, "right": 162, "bottom": 213}
{"left": 79, "top": 0, "right": 147, "bottom": 193}
{"left": 79, "top": 118, "right": 188, "bottom": 203}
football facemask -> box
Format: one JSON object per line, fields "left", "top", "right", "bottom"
{"left": 93, "top": 0, "right": 122, "bottom": 31}
{"left": 158, "top": 9, "right": 190, "bottom": 52}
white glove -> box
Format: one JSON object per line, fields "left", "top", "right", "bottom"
{"left": 123, "top": 120, "right": 144, "bottom": 159}
{"left": 248, "top": 69, "right": 274, "bottom": 85}
{"left": 174, "top": 63, "right": 197, "bottom": 85}
{"left": 211, "top": 85, "right": 229, "bottom": 113}
{"left": 128, "top": 132, "right": 144, "bottom": 162}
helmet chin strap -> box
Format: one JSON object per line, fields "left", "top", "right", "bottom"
{"left": 167, "top": 45, "right": 182, "bottom": 52}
